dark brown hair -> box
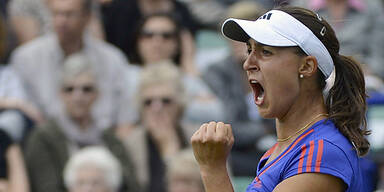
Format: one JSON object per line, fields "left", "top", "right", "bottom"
{"left": 276, "top": 6, "right": 370, "bottom": 156}
{"left": 129, "top": 12, "right": 182, "bottom": 66}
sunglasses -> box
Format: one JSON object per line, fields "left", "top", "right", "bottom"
{"left": 143, "top": 97, "right": 174, "bottom": 107}
{"left": 140, "top": 30, "right": 176, "bottom": 40}
{"left": 62, "top": 85, "right": 96, "bottom": 94}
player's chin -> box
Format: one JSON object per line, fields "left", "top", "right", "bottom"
{"left": 257, "top": 109, "right": 271, "bottom": 119}
{"left": 257, "top": 106, "right": 276, "bottom": 119}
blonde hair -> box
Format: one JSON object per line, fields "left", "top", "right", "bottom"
{"left": 137, "top": 61, "right": 186, "bottom": 110}
{"left": 63, "top": 146, "right": 123, "bottom": 191}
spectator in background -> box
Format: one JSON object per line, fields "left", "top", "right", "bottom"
{"left": 0, "top": 129, "right": 29, "bottom": 192}
{"left": 292, "top": 0, "right": 384, "bottom": 79}
{"left": 7, "top": 0, "right": 53, "bottom": 45}
{"left": 0, "top": 11, "right": 43, "bottom": 142}
{"left": 23, "top": 53, "right": 139, "bottom": 192}
{"left": 123, "top": 62, "right": 191, "bottom": 192}
{"left": 101, "top": 0, "right": 201, "bottom": 61}
{"left": 63, "top": 146, "right": 123, "bottom": 192}
{"left": 131, "top": 12, "right": 197, "bottom": 75}
{"left": 10, "top": 0, "right": 139, "bottom": 132}
{"left": 130, "top": 12, "right": 224, "bottom": 123}
{"left": 0, "top": 66, "right": 43, "bottom": 141}
{"left": 167, "top": 149, "right": 204, "bottom": 192}
{"left": 202, "top": 1, "right": 274, "bottom": 176}
{"left": 7, "top": 0, "right": 105, "bottom": 46}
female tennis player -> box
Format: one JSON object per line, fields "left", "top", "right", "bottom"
{"left": 191, "top": 6, "right": 370, "bottom": 192}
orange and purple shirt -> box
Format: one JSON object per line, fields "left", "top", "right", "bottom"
{"left": 246, "top": 120, "right": 365, "bottom": 191}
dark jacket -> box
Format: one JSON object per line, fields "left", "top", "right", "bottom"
{"left": 24, "top": 120, "right": 140, "bottom": 192}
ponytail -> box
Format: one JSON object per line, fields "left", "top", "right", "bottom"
{"left": 326, "top": 55, "right": 370, "bottom": 156}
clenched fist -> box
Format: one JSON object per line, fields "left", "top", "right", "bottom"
{"left": 190, "top": 122, "right": 234, "bottom": 169}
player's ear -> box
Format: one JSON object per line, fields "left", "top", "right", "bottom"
{"left": 298, "top": 56, "right": 318, "bottom": 78}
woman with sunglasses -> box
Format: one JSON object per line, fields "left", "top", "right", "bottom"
{"left": 123, "top": 62, "right": 191, "bottom": 192}
{"left": 23, "top": 53, "right": 139, "bottom": 192}
{"left": 191, "top": 6, "right": 369, "bottom": 192}
{"left": 130, "top": 12, "right": 224, "bottom": 124}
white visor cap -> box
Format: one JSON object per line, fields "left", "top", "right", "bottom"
{"left": 222, "top": 10, "right": 334, "bottom": 79}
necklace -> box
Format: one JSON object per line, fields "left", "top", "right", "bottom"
{"left": 277, "top": 113, "right": 329, "bottom": 142}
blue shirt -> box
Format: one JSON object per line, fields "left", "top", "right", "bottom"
{"left": 246, "top": 120, "right": 365, "bottom": 191}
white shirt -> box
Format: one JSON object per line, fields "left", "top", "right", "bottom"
{"left": 0, "top": 66, "right": 27, "bottom": 100}
{"left": 10, "top": 33, "right": 139, "bottom": 129}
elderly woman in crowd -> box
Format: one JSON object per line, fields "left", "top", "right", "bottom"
{"left": 123, "top": 62, "right": 192, "bottom": 192}
{"left": 129, "top": 12, "right": 224, "bottom": 124}
{"left": 63, "top": 146, "right": 123, "bottom": 192}
{"left": 24, "top": 53, "right": 139, "bottom": 192}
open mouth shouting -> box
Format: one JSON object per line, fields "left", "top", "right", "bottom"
{"left": 250, "top": 79, "right": 265, "bottom": 105}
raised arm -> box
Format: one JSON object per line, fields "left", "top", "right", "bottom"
{"left": 191, "top": 121, "right": 234, "bottom": 192}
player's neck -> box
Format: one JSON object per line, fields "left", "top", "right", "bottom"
{"left": 275, "top": 94, "right": 327, "bottom": 145}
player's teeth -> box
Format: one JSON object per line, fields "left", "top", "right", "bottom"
{"left": 257, "top": 91, "right": 264, "bottom": 100}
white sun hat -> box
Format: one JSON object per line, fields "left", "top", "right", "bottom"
{"left": 221, "top": 9, "right": 336, "bottom": 95}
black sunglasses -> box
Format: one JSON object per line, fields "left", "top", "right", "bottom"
{"left": 143, "top": 97, "right": 173, "bottom": 107}
{"left": 62, "top": 85, "right": 95, "bottom": 94}
{"left": 140, "top": 30, "right": 176, "bottom": 40}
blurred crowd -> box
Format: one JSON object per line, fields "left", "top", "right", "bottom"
{"left": 0, "top": 0, "right": 383, "bottom": 191}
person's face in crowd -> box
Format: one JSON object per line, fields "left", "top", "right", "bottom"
{"left": 244, "top": 39, "right": 305, "bottom": 119}
{"left": 141, "top": 83, "right": 181, "bottom": 128}
{"left": 51, "top": 0, "right": 90, "bottom": 43}
{"left": 69, "top": 165, "right": 112, "bottom": 192}
{"left": 61, "top": 72, "right": 98, "bottom": 122}
{"left": 169, "top": 174, "right": 204, "bottom": 192}
{"left": 138, "top": 16, "right": 178, "bottom": 65}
